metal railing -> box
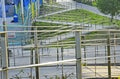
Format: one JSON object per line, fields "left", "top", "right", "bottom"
{"left": 0, "top": 25, "right": 120, "bottom": 79}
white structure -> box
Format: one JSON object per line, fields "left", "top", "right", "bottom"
{"left": 56, "top": 0, "right": 73, "bottom": 2}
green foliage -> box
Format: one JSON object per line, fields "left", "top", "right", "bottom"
{"left": 40, "top": 6, "right": 64, "bottom": 15}
{"left": 32, "top": 22, "right": 60, "bottom": 26}
{"left": 40, "top": 9, "right": 120, "bottom": 26}
{"left": 97, "top": 0, "right": 120, "bottom": 22}
{"left": 92, "top": 1, "right": 97, "bottom": 6}
{"left": 31, "top": 22, "right": 61, "bottom": 39}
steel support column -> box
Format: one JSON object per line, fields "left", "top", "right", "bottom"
{"left": 75, "top": 31, "right": 82, "bottom": 79}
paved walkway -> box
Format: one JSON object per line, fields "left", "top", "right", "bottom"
{"left": 83, "top": 66, "right": 120, "bottom": 78}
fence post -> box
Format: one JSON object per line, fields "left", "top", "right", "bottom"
{"left": 107, "top": 31, "right": 111, "bottom": 79}
{"left": 0, "top": 47, "right": 2, "bottom": 79}
{"left": 30, "top": 49, "right": 34, "bottom": 79}
{"left": 20, "top": 0, "right": 24, "bottom": 24}
{"left": 1, "top": 0, "right": 8, "bottom": 78}
{"left": 61, "top": 47, "right": 64, "bottom": 78}
{"left": 33, "top": 22, "right": 40, "bottom": 79}
{"left": 75, "top": 30, "right": 82, "bottom": 79}
{"left": 0, "top": 37, "right": 8, "bottom": 79}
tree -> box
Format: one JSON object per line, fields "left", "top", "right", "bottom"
{"left": 97, "top": 0, "right": 120, "bottom": 22}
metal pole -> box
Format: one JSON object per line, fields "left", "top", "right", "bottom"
{"left": 13, "top": 47, "right": 16, "bottom": 66}
{"left": 83, "top": 36, "right": 86, "bottom": 66}
{"left": 113, "top": 33, "right": 116, "bottom": 65}
{"left": 0, "top": 47, "right": 2, "bottom": 79}
{"left": 30, "top": 49, "right": 34, "bottom": 79}
{"left": 2, "top": 0, "right": 6, "bottom": 25}
{"left": 37, "top": 0, "right": 40, "bottom": 16}
{"left": 57, "top": 37, "right": 59, "bottom": 67}
{"left": 34, "top": 22, "right": 40, "bottom": 79}
{"left": 57, "top": 47, "right": 59, "bottom": 61}
{"left": 1, "top": 0, "right": 8, "bottom": 79}
{"left": 107, "top": 31, "right": 111, "bottom": 79}
{"left": 61, "top": 47, "right": 64, "bottom": 78}
{"left": 75, "top": 31, "right": 82, "bottom": 79}
{"left": 35, "top": 1, "right": 38, "bottom": 17}
{"left": 0, "top": 38, "right": 8, "bottom": 79}
{"left": 20, "top": 0, "right": 24, "bottom": 24}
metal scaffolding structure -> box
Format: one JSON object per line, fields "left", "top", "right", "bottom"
{"left": 0, "top": 0, "right": 120, "bottom": 79}
{"left": 0, "top": 25, "right": 120, "bottom": 79}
